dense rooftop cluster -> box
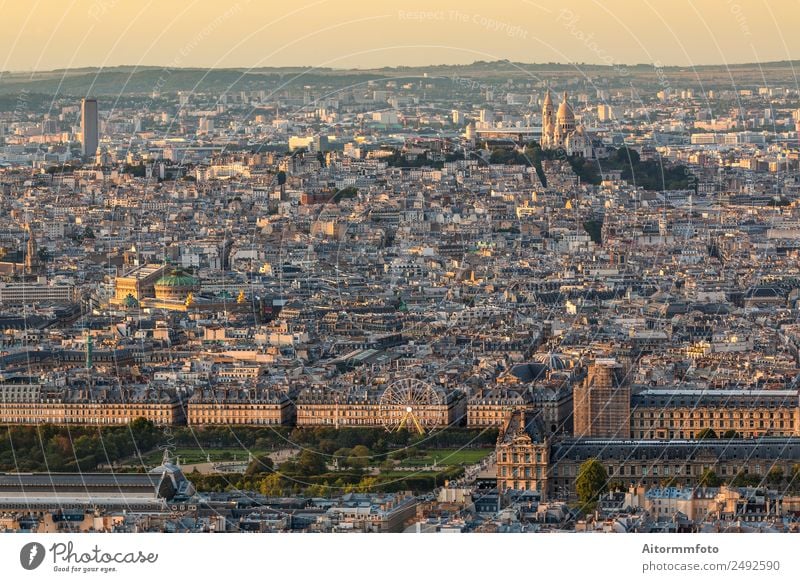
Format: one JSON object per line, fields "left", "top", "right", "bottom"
{"left": 2, "top": 64, "right": 800, "bottom": 532}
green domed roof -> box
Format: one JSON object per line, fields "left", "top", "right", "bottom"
{"left": 123, "top": 293, "right": 139, "bottom": 308}
{"left": 156, "top": 269, "right": 199, "bottom": 288}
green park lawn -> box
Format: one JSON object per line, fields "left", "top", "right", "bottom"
{"left": 135, "top": 447, "right": 269, "bottom": 466}
{"left": 400, "top": 448, "right": 491, "bottom": 467}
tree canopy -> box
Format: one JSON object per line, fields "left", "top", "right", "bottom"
{"left": 699, "top": 469, "right": 721, "bottom": 487}
{"left": 697, "top": 428, "right": 718, "bottom": 440}
{"left": 575, "top": 458, "right": 608, "bottom": 511}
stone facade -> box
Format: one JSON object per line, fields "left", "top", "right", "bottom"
{"left": 630, "top": 389, "right": 800, "bottom": 439}
{"left": 573, "top": 359, "right": 630, "bottom": 438}
{"left": 187, "top": 388, "right": 293, "bottom": 426}
{"left": 495, "top": 409, "right": 550, "bottom": 496}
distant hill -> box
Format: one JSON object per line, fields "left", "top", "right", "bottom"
{"left": 0, "top": 60, "right": 798, "bottom": 96}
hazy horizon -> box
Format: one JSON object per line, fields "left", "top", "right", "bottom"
{"left": 1, "top": 0, "right": 797, "bottom": 73}
{"left": 4, "top": 57, "right": 800, "bottom": 75}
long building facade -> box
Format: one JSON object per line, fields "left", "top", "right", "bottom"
{"left": 547, "top": 438, "right": 800, "bottom": 500}
{"left": 630, "top": 389, "right": 800, "bottom": 439}
{"left": 0, "top": 383, "right": 185, "bottom": 426}
{"left": 295, "top": 387, "right": 466, "bottom": 429}
{"left": 187, "top": 387, "right": 293, "bottom": 426}
{"left": 496, "top": 412, "right": 800, "bottom": 500}
{"left": 467, "top": 385, "right": 573, "bottom": 433}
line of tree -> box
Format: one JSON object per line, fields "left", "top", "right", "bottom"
{"left": 488, "top": 142, "right": 695, "bottom": 191}
{"left": 0, "top": 419, "right": 161, "bottom": 472}
{"left": 696, "top": 428, "right": 743, "bottom": 439}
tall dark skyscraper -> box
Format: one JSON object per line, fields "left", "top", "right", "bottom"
{"left": 81, "top": 98, "right": 99, "bottom": 158}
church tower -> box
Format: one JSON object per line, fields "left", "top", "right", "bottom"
{"left": 24, "top": 223, "right": 41, "bottom": 275}
{"left": 541, "top": 90, "right": 555, "bottom": 148}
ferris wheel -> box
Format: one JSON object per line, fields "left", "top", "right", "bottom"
{"left": 379, "top": 379, "right": 443, "bottom": 434}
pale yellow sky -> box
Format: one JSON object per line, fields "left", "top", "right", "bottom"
{"left": 1, "top": 0, "right": 797, "bottom": 71}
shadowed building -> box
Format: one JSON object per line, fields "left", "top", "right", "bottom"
{"left": 81, "top": 98, "right": 99, "bottom": 158}
{"left": 548, "top": 438, "right": 800, "bottom": 499}
{"left": 24, "top": 223, "right": 41, "bottom": 275}
{"left": 499, "top": 433, "right": 800, "bottom": 501}
{"left": 0, "top": 454, "right": 195, "bottom": 531}
{"left": 0, "top": 224, "right": 42, "bottom": 277}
